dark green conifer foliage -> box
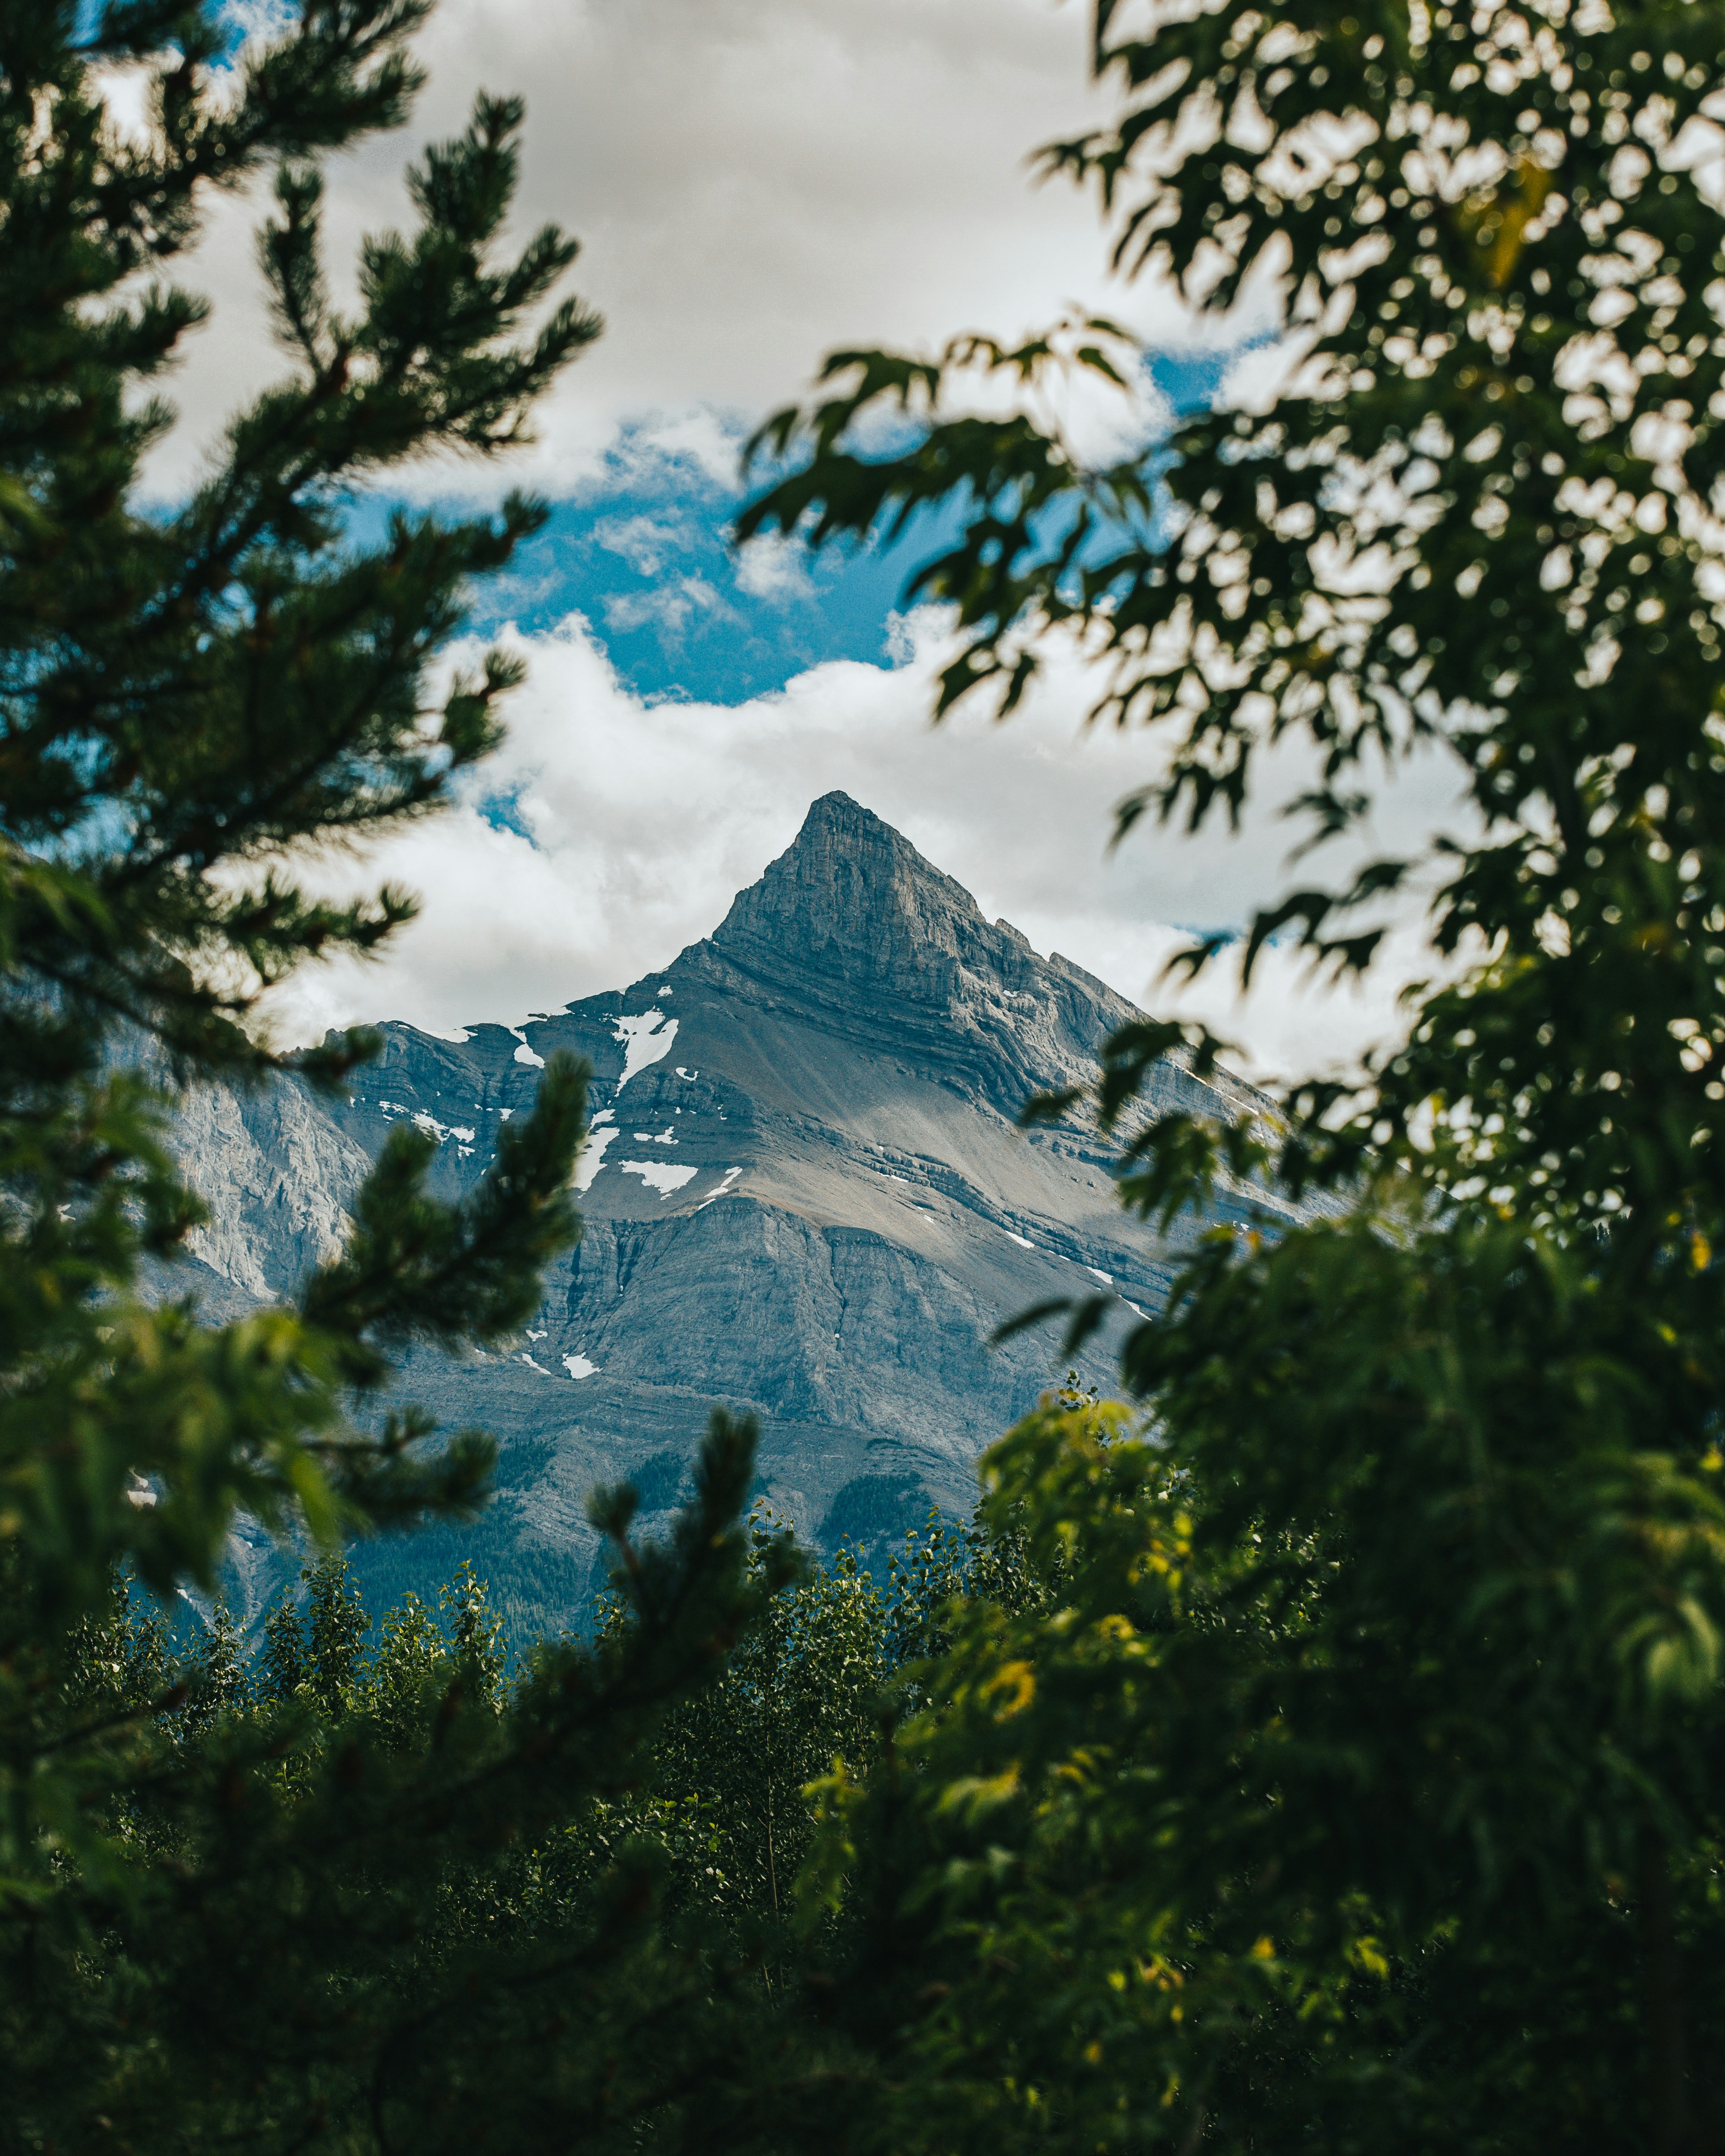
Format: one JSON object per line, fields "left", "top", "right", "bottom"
{"left": 8, "top": 1418, "right": 807, "bottom": 2147}
{"left": 0, "top": 0, "right": 605, "bottom": 1627}
{"left": 0, "top": 8, "right": 820, "bottom": 2148}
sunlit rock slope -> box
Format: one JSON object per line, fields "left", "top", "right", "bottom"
{"left": 176, "top": 793, "right": 1284, "bottom": 1635}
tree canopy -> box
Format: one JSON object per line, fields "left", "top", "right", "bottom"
{"left": 9, "top": 0, "right": 1725, "bottom": 2148}
{"left": 0, "top": 7, "right": 803, "bottom": 2143}
{"left": 1, "top": 0, "right": 603, "bottom": 1617}
{"left": 741, "top": 0, "right": 1725, "bottom": 2145}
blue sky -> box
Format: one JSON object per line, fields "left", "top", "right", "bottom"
{"left": 478, "top": 440, "right": 929, "bottom": 707}
{"left": 464, "top": 350, "right": 1234, "bottom": 708}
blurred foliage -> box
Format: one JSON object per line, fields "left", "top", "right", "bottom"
{"left": 0, "top": 0, "right": 602, "bottom": 1641}
{"left": 7, "top": 1415, "right": 808, "bottom": 2151}
{"left": 743, "top": 0, "right": 1725, "bottom": 2147}
{"left": 0, "top": 3, "right": 816, "bottom": 2147}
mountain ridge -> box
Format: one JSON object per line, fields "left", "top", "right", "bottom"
{"left": 170, "top": 793, "right": 1281, "bottom": 1635}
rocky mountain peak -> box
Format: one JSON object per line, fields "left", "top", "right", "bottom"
{"left": 690, "top": 791, "right": 1142, "bottom": 1107}
{"left": 710, "top": 791, "right": 986, "bottom": 987}
{"left": 170, "top": 789, "right": 1285, "bottom": 1633}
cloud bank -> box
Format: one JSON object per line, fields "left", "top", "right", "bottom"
{"left": 122, "top": 3, "right": 1461, "bottom": 1094}
{"left": 139, "top": 0, "right": 1243, "bottom": 502}
{"left": 261, "top": 611, "right": 1470, "bottom": 1086}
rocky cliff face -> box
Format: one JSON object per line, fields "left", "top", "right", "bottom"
{"left": 703, "top": 791, "right": 1115, "bottom": 1109}
{"left": 170, "top": 794, "right": 1284, "bottom": 1636}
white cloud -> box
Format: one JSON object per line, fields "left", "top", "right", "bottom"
{"left": 599, "top": 574, "right": 733, "bottom": 637}
{"left": 258, "top": 610, "right": 1473, "bottom": 1088}
{"left": 136, "top": 0, "right": 1262, "bottom": 503}
{"left": 131, "top": 3, "right": 1453, "bottom": 1100}
{"left": 221, "top": 0, "right": 301, "bottom": 42}
{"left": 610, "top": 410, "right": 752, "bottom": 491}
{"left": 591, "top": 513, "right": 689, "bottom": 575}
{"left": 1216, "top": 333, "right": 1314, "bottom": 416}
{"left": 733, "top": 533, "right": 817, "bottom": 604}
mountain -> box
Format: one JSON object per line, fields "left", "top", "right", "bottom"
{"left": 171, "top": 793, "right": 1283, "bottom": 1635}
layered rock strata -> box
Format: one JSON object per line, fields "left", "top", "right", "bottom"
{"left": 172, "top": 794, "right": 1282, "bottom": 1635}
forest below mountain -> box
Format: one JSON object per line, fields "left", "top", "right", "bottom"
{"left": 7, "top": 2, "right": 1725, "bottom": 2152}
{"left": 75, "top": 1445, "right": 1033, "bottom": 2023}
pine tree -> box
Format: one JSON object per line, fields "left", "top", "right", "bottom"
{"left": 0, "top": 9, "right": 804, "bottom": 2147}
{"left": 0, "top": 0, "right": 601, "bottom": 1614}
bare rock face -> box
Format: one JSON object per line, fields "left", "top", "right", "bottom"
{"left": 170, "top": 794, "right": 1285, "bottom": 1636}
{"left": 703, "top": 791, "right": 1145, "bottom": 1112}
{"left": 172, "top": 1078, "right": 373, "bottom": 1299}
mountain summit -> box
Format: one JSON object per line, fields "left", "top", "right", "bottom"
{"left": 713, "top": 790, "right": 995, "bottom": 998}
{"left": 172, "top": 796, "right": 1278, "bottom": 1632}
{"left": 704, "top": 792, "right": 1141, "bottom": 1109}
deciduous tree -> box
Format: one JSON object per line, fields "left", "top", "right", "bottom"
{"left": 746, "top": 0, "right": 1725, "bottom": 2145}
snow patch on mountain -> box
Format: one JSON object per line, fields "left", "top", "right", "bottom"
{"left": 620, "top": 1160, "right": 698, "bottom": 1200}
{"left": 613, "top": 1009, "right": 679, "bottom": 1091}
{"left": 574, "top": 1109, "right": 621, "bottom": 1193}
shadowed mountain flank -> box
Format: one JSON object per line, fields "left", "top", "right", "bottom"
{"left": 173, "top": 794, "right": 1283, "bottom": 1635}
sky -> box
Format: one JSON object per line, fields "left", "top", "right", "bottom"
{"left": 118, "top": 0, "right": 1472, "bottom": 1082}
